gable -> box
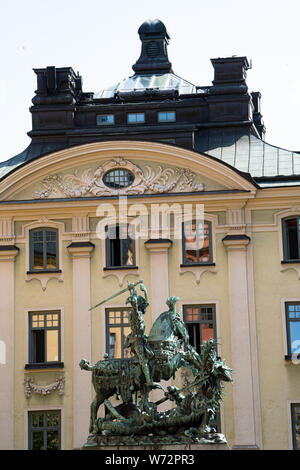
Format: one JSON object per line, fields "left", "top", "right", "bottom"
{"left": 0, "top": 141, "right": 257, "bottom": 201}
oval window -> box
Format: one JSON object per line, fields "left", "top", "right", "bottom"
{"left": 103, "top": 169, "right": 135, "bottom": 189}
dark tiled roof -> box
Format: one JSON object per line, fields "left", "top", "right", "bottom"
{"left": 194, "top": 129, "right": 300, "bottom": 179}
{"left": 1, "top": 130, "right": 299, "bottom": 187}
{"left": 0, "top": 142, "right": 66, "bottom": 181}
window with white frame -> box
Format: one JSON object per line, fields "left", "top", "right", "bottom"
{"left": 29, "top": 228, "right": 59, "bottom": 272}
{"left": 285, "top": 302, "right": 300, "bottom": 359}
{"left": 105, "top": 224, "right": 136, "bottom": 268}
{"left": 182, "top": 220, "right": 213, "bottom": 265}
{"left": 27, "top": 311, "right": 62, "bottom": 367}
{"left": 105, "top": 308, "right": 131, "bottom": 359}
{"left": 183, "top": 304, "right": 216, "bottom": 354}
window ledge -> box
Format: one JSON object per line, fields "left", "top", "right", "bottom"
{"left": 280, "top": 262, "right": 300, "bottom": 280}
{"left": 179, "top": 263, "right": 217, "bottom": 284}
{"left": 102, "top": 266, "right": 139, "bottom": 286}
{"left": 25, "top": 270, "right": 64, "bottom": 290}
{"left": 281, "top": 260, "right": 300, "bottom": 264}
{"left": 27, "top": 269, "right": 62, "bottom": 274}
{"left": 25, "top": 362, "right": 64, "bottom": 370}
{"left": 180, "top": 263, "right": 216, "bottom": 267}
{"left": 285, "top": 355, "right": 300, "bottom": 363}
{"left": 103, "top": 266, "right": 138, "bottom": 271}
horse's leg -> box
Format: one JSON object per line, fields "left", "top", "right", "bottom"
{"left": 139, "top": 384, "right": 150, "bottom": 412}
{"left": 90, "top": 395, "right": 102, "bottom": 433}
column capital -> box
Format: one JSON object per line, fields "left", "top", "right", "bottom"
{"left": 0, "top": 245, "right": 19, "bottom": 261}
{"left": 222, "top": 234, "right": 250, "bottom": 251}
{"left": 67, "top": 241, "right": 95, "bottom": 258}
{"left": 144, "top": 239, "right": 172, "bottom": 253}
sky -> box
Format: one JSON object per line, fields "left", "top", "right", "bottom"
{"left": 1, "top": 0, "right": 300, "bottom": 163}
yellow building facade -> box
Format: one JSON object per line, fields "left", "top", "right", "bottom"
{"left": 0, "top": 20, "right": 299, "bottom": 450}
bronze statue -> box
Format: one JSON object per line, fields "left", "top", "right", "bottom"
{"left": 124, "top": 282, "right": 160, "bottom": 389}
{"left": 80, "top": 280, "right": 232, "bottom": 446}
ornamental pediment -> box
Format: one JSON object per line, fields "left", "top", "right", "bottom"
{"left": 9, "top": 158, "right": 229, "bottom": 201}
{"left": 0, "top": 141, "right": 257, "bottom": 201}
{"left": 32, "top": 158, "right": 209, "bottom": 199}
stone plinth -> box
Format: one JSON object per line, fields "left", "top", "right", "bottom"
{"left": 81, "top": 443, "right": 230, "bottom": 450}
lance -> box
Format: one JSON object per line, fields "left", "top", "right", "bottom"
{"left": 154, "top": 374, "right": 209, "bottom": 406}
{"left": 89, "top": 279, "right": 144, "bottom": 311}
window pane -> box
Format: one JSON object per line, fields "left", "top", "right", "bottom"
{"left": 33, "top": 243, "right": 44, "bottom": 269}
{"left": 123, "top": 326, "right": 131, "bottom": 358}
{"left": 109, "top": 327, "right": 122, "bottom": 358}
{"left": 109, "top": 238, "right": 121, "bottom": 266}
{"left": 286, "top": 219, "right": 299, "bottom": 259}
{"left": 97, "top": 114, "right": 114, "bottom": 125}
{"left": 47, "top": 431, "right": 59, "bottom": 450}
{"left": 32, "top": 413, "right": 44, "bottom": 428}
{"left": 46, "top": 242, "right": 57, "bottom": 269}
{"left": 289, "top": 322, "right": 300, "bottom": 353}
{"left": 158, "top": 111, "right": 175, "bottom": 122}
{"left": 46, "top": 330, "right": 59, "bottom": 362}
{"left": 32, "top": 431, "right": 45, "bottom": 450}
{"left": 121, "top": 238, "right": 134, "bottom": 266}
{"left": 201, "top": 322, "right": 214, "bottom": 342}
{"left": 183, "top": 222, "right": 197, "bottom": 263}
{"left": 198, "top": 223, "right": 210, "bottom": 262}
{"left": 32, "top": 330, "right": 45, "bottom": 363}
{"left": 32, "top": 314, "right": 45, "bottom": 328}
{"left": 123, "top": 310, "right": 130, "bottom": 324}
{"left": 186, "top": 323, "right": 201, "bottom": 354}
{"left": 47, "top": 412, "right": 60, "bottom": 427}
{"left": 33, "top": 231, "right": 43, "bottom": 242}
{"left": 127, "top": 113, "right": 144, "bottom": 123}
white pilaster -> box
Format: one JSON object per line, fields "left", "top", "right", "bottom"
{"left": 67, "top": 242, "right": 94, "bottom": 449}
{"left": 223, "top": 235, "right": 259, "bottom": 449}
{"left": 0, "top": 246, "right": 19, "bottom": 450}
{"left": 144, "top": 239, "right": 172, "bottom": 321}
{"left": 144, "top": 239, "right": 172, "bottom": 406}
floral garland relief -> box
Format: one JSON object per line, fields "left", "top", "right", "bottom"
{"left": 33, "top": 158, "right": 205, "bottom": 199}
{"left": 24, "top": 376, "right": 65, "bottom": 398}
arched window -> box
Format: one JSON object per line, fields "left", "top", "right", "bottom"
{"left": 282, "top": 217, "right": 300, "bottom": 261}
{"left": 29, "top": 228, "right": 59, "bottom": 272}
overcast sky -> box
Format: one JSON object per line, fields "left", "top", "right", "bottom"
{"left": 1, "top": 0, "right": 300, "bottom": 163}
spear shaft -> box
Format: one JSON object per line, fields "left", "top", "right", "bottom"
{"left": 89, "top": 279, "right": 144, "bottom": 311}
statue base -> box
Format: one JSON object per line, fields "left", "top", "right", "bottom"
{"left": 81, "top": 432, "right": 230, "bottom": 450}
{"left": 81, "top": 443, "right": 230, "bottom": 450}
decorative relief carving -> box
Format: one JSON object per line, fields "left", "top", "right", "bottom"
{"left": 33, "top": 158, "right": 205, "bottom": 199}
{"left": 0, "top": 218, "right": 15, "bottom": 243}
{"left": 24, "top": 376, "right": 65, "bottom": 398}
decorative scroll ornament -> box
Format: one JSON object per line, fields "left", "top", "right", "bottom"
{"left": 33, "top": 158, "right": 205, "bottom": 199}
{"left": 24, "top": 376, "right": 65, "bottom": 398}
